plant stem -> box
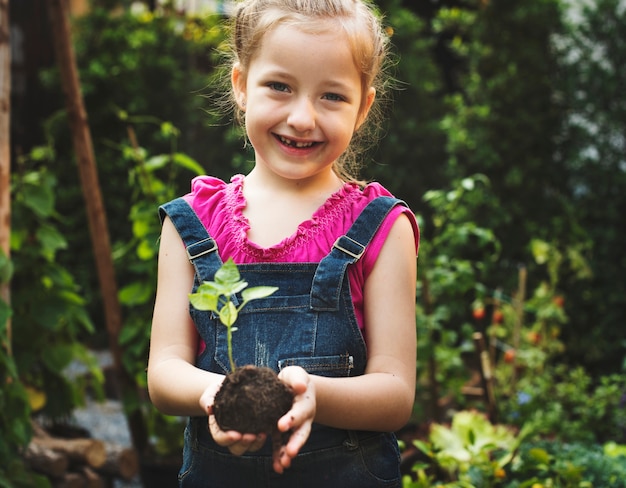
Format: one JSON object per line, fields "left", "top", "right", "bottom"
{"left": 227, "top": 324, "right": 236, "bottom": 373}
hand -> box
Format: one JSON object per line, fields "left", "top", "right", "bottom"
{"left": 272, "top": 366, "right": 316, "bottom": 474}
{"left": 200, "top": 378, "right": 267, "bottom": 455}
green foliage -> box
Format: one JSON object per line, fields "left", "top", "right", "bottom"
{"left": 404, "top": 414, "right": 626, "bottom": 488}
{"left": 369, "top": 0, "right": 450, "bottom": 213}
{"left": 10, "top": 148, "right": 103, "bottom": 420}
{"left": 189, "top": 258, "right": 278, "bottom": 373}
{"left": 414, "top": 175, "right": 500, "bottom": 418}
{"left": 552, "top": 0, "right": 626, "bottom": 373}
{"left": 506, "top": 440, "right": 626, "bottom": 488}
{"left": 113, "top": 118, "right": 205, "bottom": 457}
{"left": 0, "top": 459, "right": 51, "bottom": 488}
{"left": 38, "top": 4, "right": 233, "bottom": 339}
{"left": 0, "top": 250, "right": 41, "bottom": 485}
{"left": 0, "top": 148, "right": 103, "bottom": 485}
{"left": 500, "top": 365, "right": 626, "bottom": 446}
{"left": 406, "top": 410, "right": 525, "bottom": 488}
{"left": 435, "top": 0, "right": 572, "bottom": 267}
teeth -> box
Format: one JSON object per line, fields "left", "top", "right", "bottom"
{"left": 279, "top": 135, "right": 314, "bottom": 148}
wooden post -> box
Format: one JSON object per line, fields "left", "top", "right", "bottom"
{"left": 0, "top": 0, "right": 11, "bottom": 352}
{"left": 511, "top": 266, "right": 527, "bottom": 384}
{"left": 45, "top": 0, "right": 147, "bottom": 455}
{"left": 473, "top": 331, "right": 497, "bottom": 423}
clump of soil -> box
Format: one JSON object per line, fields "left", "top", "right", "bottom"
{"left": 213, "top": 365, "right": 295, "bottom": 434}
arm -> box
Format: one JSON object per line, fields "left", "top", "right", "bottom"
{"left": 148, "top": 217, "right": 267, "bottom": 453}
{"left": 147, "top": 216, "right": 223, "bottom": 416}
{"left": 274, "top": 213, "right": 417, "bottom": 470}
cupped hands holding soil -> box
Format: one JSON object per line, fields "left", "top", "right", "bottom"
{"left": 213, "top": 365, "right": 295, "bottom": 435}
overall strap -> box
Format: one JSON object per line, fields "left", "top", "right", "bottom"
{"left": 158, "top": 198, "right": 222, "bottom": 282}
{"left": 310, "top": 196, "right": 407, "bottom": 311}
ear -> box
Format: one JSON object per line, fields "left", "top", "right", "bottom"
{"left": 356, "top": 87, "right": 376, "bottom": 130}
{"left": 231, "top": 63, "right": 247, "bottom": 110}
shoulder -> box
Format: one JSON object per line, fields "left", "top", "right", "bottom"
{"left": 355, "top": 183, "right": 419, "bottom": 274}
{"left": 359, "top": 182, "right": 419, "bottom": 253}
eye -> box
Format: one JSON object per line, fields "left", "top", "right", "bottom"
{"left": 322, "top": 92, "right": 346, "bottom": 102}
{"left": 267, "top": 82, "right": 290, "bottom": 93}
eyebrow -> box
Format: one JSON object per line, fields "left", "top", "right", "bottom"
{"left": 260, "top": 68, "right": 354, "bottom": 91}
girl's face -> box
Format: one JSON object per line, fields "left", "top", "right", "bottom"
{"left": 232, "top": 23, "right": 375, "bottom": 184}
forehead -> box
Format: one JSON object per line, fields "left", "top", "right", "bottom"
{"left": 249, "top": 23, "right": 362, "bottom": 86}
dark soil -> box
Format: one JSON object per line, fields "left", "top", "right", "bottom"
{"left": 213, "top": 365, "right": 295, "bottom": 434}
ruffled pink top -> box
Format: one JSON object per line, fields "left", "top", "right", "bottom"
{"left": 183, "top": 175, "right": 419, "bottom": 330}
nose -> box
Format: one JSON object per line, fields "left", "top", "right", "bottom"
{"left": 287, "top": 96, "right": 316, "bottom": 133}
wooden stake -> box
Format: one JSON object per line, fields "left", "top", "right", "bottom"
{"left": 473, "top": 331, "right": 497, "bottom": 422}
{"left": 0, "top": 0, "right": 12, "bottom": 354}
{"left": 45, "top": 0, "right": 147, "bottom": 455}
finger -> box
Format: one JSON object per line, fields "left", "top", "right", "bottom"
{"left": 227, "top": 434, "right": 257, "bottom": 456}
{"left": 208, "top": 415, "right": 242, "bottom": 444}
{"left": 246, "top": 433, "right": 267, "bottom": 452}
{"left": 284, "top": 422, "right": 311, "bottom": 458}
{"left": 278, "top": 366, "right": 308, "bottom": 393}
{"left": 272, "top": 435, "right": 288, "bottom": 474}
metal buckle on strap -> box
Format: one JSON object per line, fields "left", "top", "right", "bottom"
{"left": 333, "top": 235, "right": 365, "bottom": 260}
{"left": 186, "top": 238, "right": 217, "bottom": 260}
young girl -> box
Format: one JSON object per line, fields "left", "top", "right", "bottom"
{"left": 148, "top": 0, "right": 419, "bottom": 486}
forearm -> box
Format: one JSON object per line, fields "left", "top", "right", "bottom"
{"left": 147, "top": 357, "right": 223, "bottom": 417}
{"left": 311, "top": 371, "right": 415, "bottom": 432}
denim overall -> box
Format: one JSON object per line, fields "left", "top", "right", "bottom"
{"left": 159, "top": 196, "right": 406, "bottom": 488}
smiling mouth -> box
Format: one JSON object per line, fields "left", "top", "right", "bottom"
{"left": 277, "top": 135, "right": 317, "bottom": 148}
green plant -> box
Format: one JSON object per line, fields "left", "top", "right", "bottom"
{"left": 1, "top": 147, "right": 104, "bottom": 485}
{"left": 10, "top": 149, "right": 103, "bottom": 420}
{"left": 38, "top": 3, "right": 233, "bottom": 345}
{"left": 406, "top": 410, "right": 527, "bottom": 488}
{"left": 414, "top": 175, "right": 501, "bottom": 420}
{"left": 505, "top": 440, "right": 626, "bottom": 488}
{"left": 500, "top": 365, "right": 626, "bottom": 446}
{"left": 113, "top": 116, "right": 205, "bottom": 459}
{"left": 189, "top": 258, "right": 278, "bottom": 373}
{"left": 1, "top": 250, "right": 51, "bottom": 488}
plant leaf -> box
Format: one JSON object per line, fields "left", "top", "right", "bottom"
{"left": 242, "top": 286, "right": 279, "bottom": 302}
{"left": 189, "top": 291, "right": 218, "bottom": 311}
{"left": 219, "top": 301, "right": 238, "bottom": 326}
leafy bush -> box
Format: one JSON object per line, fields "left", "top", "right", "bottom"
{"left": 506, "top": 440, "right": 626, "bottom": 488}
{"left": 414, "top": 175, "right": 501, "bottom": 420}
{"left": 501, "top": 365, "right": 626, "bottom": 445}
{"left": 114, "top": 118, "right": 204, "bottom": 458}
{"left": 38, "top": 4, "right": 233, "bottom": 339}
{"left": 10, "top": 149, "right": 103, "bottom": 420}
{"left": 404, "top": 412, "right": 626, "bottom": 488}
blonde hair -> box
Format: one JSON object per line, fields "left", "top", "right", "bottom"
{"left": 225, "top": 0, "right": 392, "bottom": 183}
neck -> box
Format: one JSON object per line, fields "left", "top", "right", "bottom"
{"left": 244, "top": 167, "right": 344, "bottom": 197}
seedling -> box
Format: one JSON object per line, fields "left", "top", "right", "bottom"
{"left": 189, "top": 257, "right": 278, "bottom": 373}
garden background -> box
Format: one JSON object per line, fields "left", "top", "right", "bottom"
{"left": 1, "top": 0, "right": 625, "bottom": 486}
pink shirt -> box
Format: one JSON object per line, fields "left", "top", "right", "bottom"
{"left": 184, "top": 175, "right": 419, "bottom": 330}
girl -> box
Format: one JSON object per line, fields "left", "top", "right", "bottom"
{"left": 148, "top": 0, "right": 419, "bottom": 486}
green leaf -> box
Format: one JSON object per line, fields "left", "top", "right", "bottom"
{"left": 219, "top": 301, "right": 238, "bottom": 326}
{"left": 189, "top": 291, "right": 218, "bottom": 312}
{"left": 145, "top": 154, "right": 170, "bottom": 171}
{"left": 42, "top": 344, "right": 74, "bottom": 371}
{"left": 215, "top": 257, "right": 241, "bottom": 284}
{"left": 22, "top": 182, "right": 55, "bottom": 218}
{"left": 172, "top": 152, "right": 205, "bottom": 175}
{"left": 119, "top": 281, "right": 153, "bottom": 306}
{"left": 242, "top": 286, "right": 279, "bottom": 302}
{"left": 136, "top": 239, "right": 156, "bottom": 260}
{"left": 0, "top": 250, "right": 13, "bottom": 284}
{"left": 36, "top": 225, "right": 68, "bottom": 258}
{"left": 531, "top": 239, "right": 551, "bottom": 265}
